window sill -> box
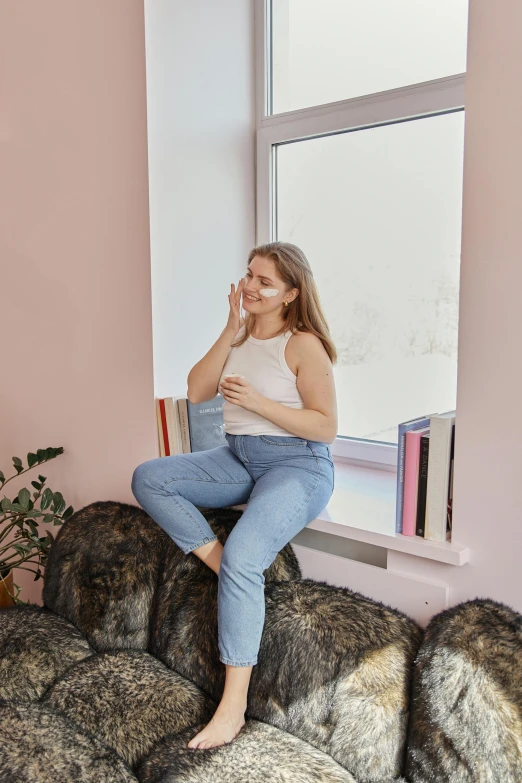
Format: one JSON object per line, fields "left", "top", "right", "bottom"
{"left": 231, "top": 455, "right": 469, "bottom": 566}
{"left": 314, "top": 457, "right": 469, "bottom": 566}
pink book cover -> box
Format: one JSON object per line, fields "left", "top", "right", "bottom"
{"left": 402, "top": 427, "right": 431, "bottom": 536}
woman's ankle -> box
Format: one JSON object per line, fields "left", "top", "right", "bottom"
{"left": 216, "top": 704, "right": 247, "bottom": 722}
{"left": 217, "top": 695, "right": 248, "bottom": 713}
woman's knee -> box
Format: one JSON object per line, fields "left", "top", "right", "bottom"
{"left": 220, "top": 536, "right": 264, "bottom": 577}
{"left": 131, "top": 459, "right": 162, "bottom": 498}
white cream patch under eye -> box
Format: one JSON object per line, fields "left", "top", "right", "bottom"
{"left": 242, "top": 275, "right": 279, "bottom": 298}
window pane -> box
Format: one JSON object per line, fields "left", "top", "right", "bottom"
{"left": 275, "top": 111, "right": 464, "bottom": 444}
{"left": 271, "top": 0, "right": 469, "bottom": 115}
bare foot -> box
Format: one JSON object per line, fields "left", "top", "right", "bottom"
{"left": 187, "top": 701, "right": 246, "bottom": 749}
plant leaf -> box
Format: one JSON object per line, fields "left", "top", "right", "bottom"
{"left": 52, "top": 492, "right": 65, "bottom": 515}
{"left": 18, "top": 488, "right": 30, "bottom": 510}
{"left": 41, "top": 488, "right": 53, "bottom": 510}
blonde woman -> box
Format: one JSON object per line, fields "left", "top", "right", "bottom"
{"left": 131, "top": 241, "right": 337, "bottom": 749}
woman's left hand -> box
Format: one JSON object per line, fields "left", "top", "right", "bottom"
{"left": 219, "top": 376, "right": 264, "bottom": 414}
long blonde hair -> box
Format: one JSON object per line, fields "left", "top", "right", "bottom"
{"left": 232, "top": 241, "right": 337, "bottom": 365}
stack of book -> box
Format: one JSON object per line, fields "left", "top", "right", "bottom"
{"left": 395, "top": 411, "right": 456, "bottom": 543}
{"left": 155, "top": 394, "right": 226, "bottom": 455}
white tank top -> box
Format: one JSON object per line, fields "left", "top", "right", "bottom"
{"left": 219, "top": 324, "right": 305, "bottom": 436}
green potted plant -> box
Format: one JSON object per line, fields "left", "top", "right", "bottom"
{"left": 0, "top": 447, "right": 74, "bottom": 607}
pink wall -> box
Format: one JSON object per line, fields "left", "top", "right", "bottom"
{"left": 0, "top": 1, "right": 156, "bottom": 604}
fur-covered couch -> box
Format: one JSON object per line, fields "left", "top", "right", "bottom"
{"left": 0, "top": 501, "right": 520, "bottom": 782}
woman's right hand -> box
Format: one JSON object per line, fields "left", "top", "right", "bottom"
{"left": 226, "top": 277, "right": 246, "bottom": 335}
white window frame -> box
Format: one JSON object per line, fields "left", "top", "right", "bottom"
{"left": 254, "top": 0, "right": 465, "bottom": 470}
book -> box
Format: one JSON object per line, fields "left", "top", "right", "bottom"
{"left": 416, "top": 432, "right": 430, "bottom": 537}
{"left": 425, "top": 411, "right": 456, "bottom": 542}
{"left": 447, "top": 423, "right": 455, "bottom": 536}
{"left": 156, "top": 393, "right": 228, "bottom": 455}
{"left": 155, "top": 396, "right": 184, "bottom": 456}
{"left": 156, "top": 398, "right": 166, "bottom": 457}
{"left": 176, "top": 398, "right": 192, "bottom": 453}
{"left": 402, "top": 427, "right": 430, "bottom": 536}
{"left": 165, "top": 398, "right": 183, "bottom": 454}
{"left": 186, "top": 394, "right": 227, "bottom": 452}
{"left": 395, "top": 413, "right": 438, "bottom": 533}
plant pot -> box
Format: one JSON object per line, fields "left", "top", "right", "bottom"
{"left": 0, "top": 568, "right": 16, "bottom": 608}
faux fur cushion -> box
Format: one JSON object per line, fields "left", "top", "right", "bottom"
{"left": 0, "top": 699, "right": 138, "bottom": 782}
{"left": 405, "top": 597, "right": 522, "bottom": 782}
{"left": 137, "top": 719, "right": 359, "bottom": 783}
{"left": 0, "top": 604, "right": 94, "bottom": 702}
{"left": 42, "top": 501, "right": 167, "bottom": 650}
{"left": 152, "top": 576, "right": 422, "bottom": 782}
{"left": 42, "top": 500, "right": 300, "bottom": 653}
{"left": 41, "top": 649, "right": 217, "bottom": 770}
{"left": 39, "top": 499, "right": 419, "bottom": 780}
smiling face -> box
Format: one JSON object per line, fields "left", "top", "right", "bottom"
{"left": 242, "top": 255, "right": 297, "bottom": 309}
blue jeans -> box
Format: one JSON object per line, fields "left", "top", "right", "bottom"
{"left": 131, "top": 433, "right": 335, "bottom": 667}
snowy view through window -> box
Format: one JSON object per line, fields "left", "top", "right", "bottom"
{"left": 271, "top": 0, "right": 468, "bottom": 443}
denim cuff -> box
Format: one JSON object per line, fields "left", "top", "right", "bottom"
{"left": 183, "top": 535, "right": 219, "bottom": 554}
{"left": 220, "top": 656, "right": 258, "bottom": 667}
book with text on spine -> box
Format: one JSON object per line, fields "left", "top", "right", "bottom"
{"left": 402, "top": 426, "right": 431, "bottom": 536}
{"left": 416, "top": 432, "right": 430, "bottom": 537}
{"left": 176, "top": 397, "right": 192, "bottom": 453}
{"left": 425, "top": 411, "right": 456, "bottom": 542}
{"left": 395, "top": 413, "right": 439, "bottom": 533}
{"left": 447, "top": 423, "right": 455, "bottom": 536}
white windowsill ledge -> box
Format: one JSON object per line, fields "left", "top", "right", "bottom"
{"left": 232, "top": 456, "right": 469, "bottom": 567}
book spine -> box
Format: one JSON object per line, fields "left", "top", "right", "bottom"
{"left": 165, "top": 398, "right": 182, "bottom": 455}
{"left": 155, "top": 398, "right": 165, "bottom": 457}
{"left": 395, "top": 424, "right": 407, "bottom": 533}
{"left": 447, "top": 424, "right": 455, "bottom": 538}
{"left": 416, "top": 434, "right": 430, "bottom": 537}
{"left": 176, "top": 398, "right": 192, "bottom": 453}
{"left": 395, "top": 416, "right": 432, "bottom": 533}
{"left": 159, "top": 398, "right": 170, "bottom": 456}
{"left": 425, "top": 416, "right": 455, "bottom": 542}
{"left": 403, "top": 431, "right": 424, "bottom": 536}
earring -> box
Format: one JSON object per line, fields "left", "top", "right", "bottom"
{"left": 284, "top": 301, "right": 288, "bottom": 306}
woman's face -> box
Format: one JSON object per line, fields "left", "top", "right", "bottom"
{"left": 242, "top": 255, "right": 297, "bottom": 310}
